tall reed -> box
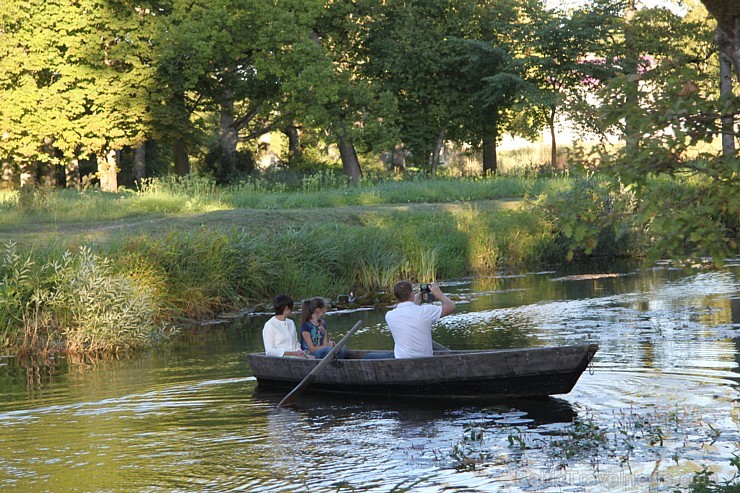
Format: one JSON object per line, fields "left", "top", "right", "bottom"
{"left": 416, "top": 249, "right": 439, "bottom": 283}
{"left": 0, "top": 242, "right": 161, "bottom": 354}
{"left": 354, "top": 241, "right": 405, "bottom": 291}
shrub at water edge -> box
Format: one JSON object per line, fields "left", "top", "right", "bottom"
{"left": 0, "top": 243, "right": 164, "bottom": 354}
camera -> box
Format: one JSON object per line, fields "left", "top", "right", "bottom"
{"left": 420, "top": 283, "right": 436, "bottom": 303}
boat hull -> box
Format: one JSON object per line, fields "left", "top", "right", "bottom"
{"left": 247, "top": 344, "right": 598, "bottom": 399}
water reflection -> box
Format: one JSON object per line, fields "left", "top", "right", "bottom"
{"left": 250, "top": 388, "right": 579, "bottom": 492}
{"left": 0, "top": 261, "right": 738, "bottom": 492}
{"left": 252, "top": 388, "right": 578, "bottom": 426}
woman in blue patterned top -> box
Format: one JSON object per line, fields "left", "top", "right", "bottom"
{"left": 299, "top": 297, "right": 346, "bottom": 359}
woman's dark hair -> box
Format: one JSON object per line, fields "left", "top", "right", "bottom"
{"left": 393, "top": 281, "right": 414, "bottom": 301}
{"left": 301, "top": 297, "right": 326, "bottom": 324}
{"left": 273, "top": 294, "right": 294, "bottom": 315}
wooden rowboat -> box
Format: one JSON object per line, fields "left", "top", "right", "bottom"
{"left": 247, "top": 344, "right": 598, "bottom": 399}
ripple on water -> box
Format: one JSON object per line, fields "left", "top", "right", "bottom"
{"left": 1, "top": 265, "right": 739, "bottom": 492}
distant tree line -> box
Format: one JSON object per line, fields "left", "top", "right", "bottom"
{"left": 0, "top": 0, "right": 736, "bottom": 190}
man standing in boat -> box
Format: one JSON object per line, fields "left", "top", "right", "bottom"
{"left": 386, "top": 281, "right": 455, "bottom": 358}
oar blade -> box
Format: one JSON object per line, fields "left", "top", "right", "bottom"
{"left": 277, "top": 380, "right": 309, "bottom": 408}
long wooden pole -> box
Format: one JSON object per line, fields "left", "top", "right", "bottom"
{"left": 277, "top": 320, "right": 362, "bottom": 408}
{"left": 432, "top": 340, "right": 451, "bottom": 351}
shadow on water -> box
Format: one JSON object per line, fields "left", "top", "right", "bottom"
{"left": 251, "top": 387, "right": 578, "bottom": 427}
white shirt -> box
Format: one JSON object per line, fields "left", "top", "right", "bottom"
{"left": 385, "top": 301, "right": 443, "bottom": 358}
{"left": 262, "top": 316, "right": 300, "bottom": 357}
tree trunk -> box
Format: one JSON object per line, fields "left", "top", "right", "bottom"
{"left": 548, "top": 105, "right": 557, "bottom": 169}
{"left": 217, "top": 98, "right": 238, "bottom": 182}
{"left": 336, "top": 125, "right": 362, "bottom": 187}
{"left": 719, "top": 50, "right": 737, "bottom": 157}
{"left": 391, "top": 144, "right": 406, "bottom": 172}
{"left": 1, "top": 158, "right": 13, "bottom": 189}
{"left": 284, "top": 125, "right": 302, "bottom": 165}
{"left": 172, "top": 90, "right": 191, "bottom": 176}
{"left": 702, "top": 1, "right": 740, "bottom": 81}
{"left": 623, "top": 0, "right": 640, "bottom": 152}
{"left": 482, "top": 128, "right": 498, "bottom": 176}
{"left": 98, "top": 149, "right": 118, "bottom": 192}
{"left": 41, "top": 163, "right": 57, "bottom": 187}
{"left": 66, "top": 152, "right": 81, "bottom": 189}
{"left": 19, "top": 161, "right": 36, "bottom": 188}
{"left": 134, "top": 143, "right": 146, "bottom": 187}
{"left": 219, "top": 99, "right": 238, "bottom": 159}
{"left": 430, "top": 128, "right": 446, "bottom": 177}
{"left": 40, "top": 137, "right": 57, "bottom": 187}
{"left": 173, "top": 138, "right": 189, "bottom": 176}
{"left": 718, "top": 29, "right": 740, "bottom": 82}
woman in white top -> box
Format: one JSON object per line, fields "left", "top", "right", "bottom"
{"left": 262, "top": 294, "right": 310, "bottom": 358}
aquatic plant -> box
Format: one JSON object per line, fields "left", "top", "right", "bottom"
{"left": 450, "top": 425, "right": 490, "bottom": 471}
{"left": 416, "top": 248, "right": 438, "bottom": 283}
{"left": 548, "top": 415, "right": 610, "bottom": 464}
{"left": 50, "top": 247, "right": 160, "bottom": 353}
{"left": 507, "top": 427, "right": 531, "bottom": 451}
{"left": 354, "top": 241, "right": 405, "bottom": 292}
{"left": 0, "top": 242, "right": 37, "bottom": 349}
{"left": 679, "top": 456, "right": 740, "bottom": 493}
{"left": 441, "top": 403, "right": 738, "bottom": 492}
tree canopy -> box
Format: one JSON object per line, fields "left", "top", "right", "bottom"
{"left": 0, "top": 0, "right": 736, "bottom": 261}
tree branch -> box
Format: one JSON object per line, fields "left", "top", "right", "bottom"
{"left": 233, "top": 102, "right": 264, "bottom": 131}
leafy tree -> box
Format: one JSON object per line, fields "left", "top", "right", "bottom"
{"left": 453, "top": 40, "right": 523, "bottom": 174}
{"left": 514, "top": 1, "right": 621, "bottom": 168}
{"left": 450, "top": 0, "right": 551, "bottom": 174}
{"left": 561, "top": 2, "right": 739, "bottom": 263}
{"left": 306, "top": 0, "right": 403, "bottom": 184}
{"left": 353, "top": 0, "right": 480, "bottom": 171}
{"left": 0, "top": 0, "right": 157, "bottom": 190}
{"left": 152, "top": 0, "right": 328, "bottom": 182}
{"left": 345, "top": 0, "right": 540, "bottom": 175}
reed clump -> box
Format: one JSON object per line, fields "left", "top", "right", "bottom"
{"left": 0, "top": 242, "right": 162, "bottom": 354}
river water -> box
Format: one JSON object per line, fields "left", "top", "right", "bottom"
{"left": 1, "top": 261, "right": 739, "bottom": 492}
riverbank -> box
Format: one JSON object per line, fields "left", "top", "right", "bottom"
{"left": 0, "top": 174, "right": 644, "bottom": 355}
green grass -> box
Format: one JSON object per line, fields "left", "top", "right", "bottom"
{"left": 226, "top": 174, "right": 554, "bottom": 209}
{"left": 0, "top": 173, "right": 566, "bottom": 231}
{"left": 0, "top": 171, "right": 654, "bottom": 355}
{"left": 0, "top": 203, "right": 560, "bottom": 355}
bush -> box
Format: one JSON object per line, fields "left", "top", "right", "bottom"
{"left": 0, "top": 242, "right": 161, "bottom": 354}
{"left": 533, "top": 174, "right": 647, "bottom": 261}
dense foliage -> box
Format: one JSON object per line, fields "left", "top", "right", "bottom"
{"left": 1, "top": 1, "right": 736, "bottom": 245}
{"left": 0, "top": 1, "right": 734, "bottom": 179}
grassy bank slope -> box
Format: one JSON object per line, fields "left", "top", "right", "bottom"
{"left": 0, "top": 174, "right": 634, "bottom": 355}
